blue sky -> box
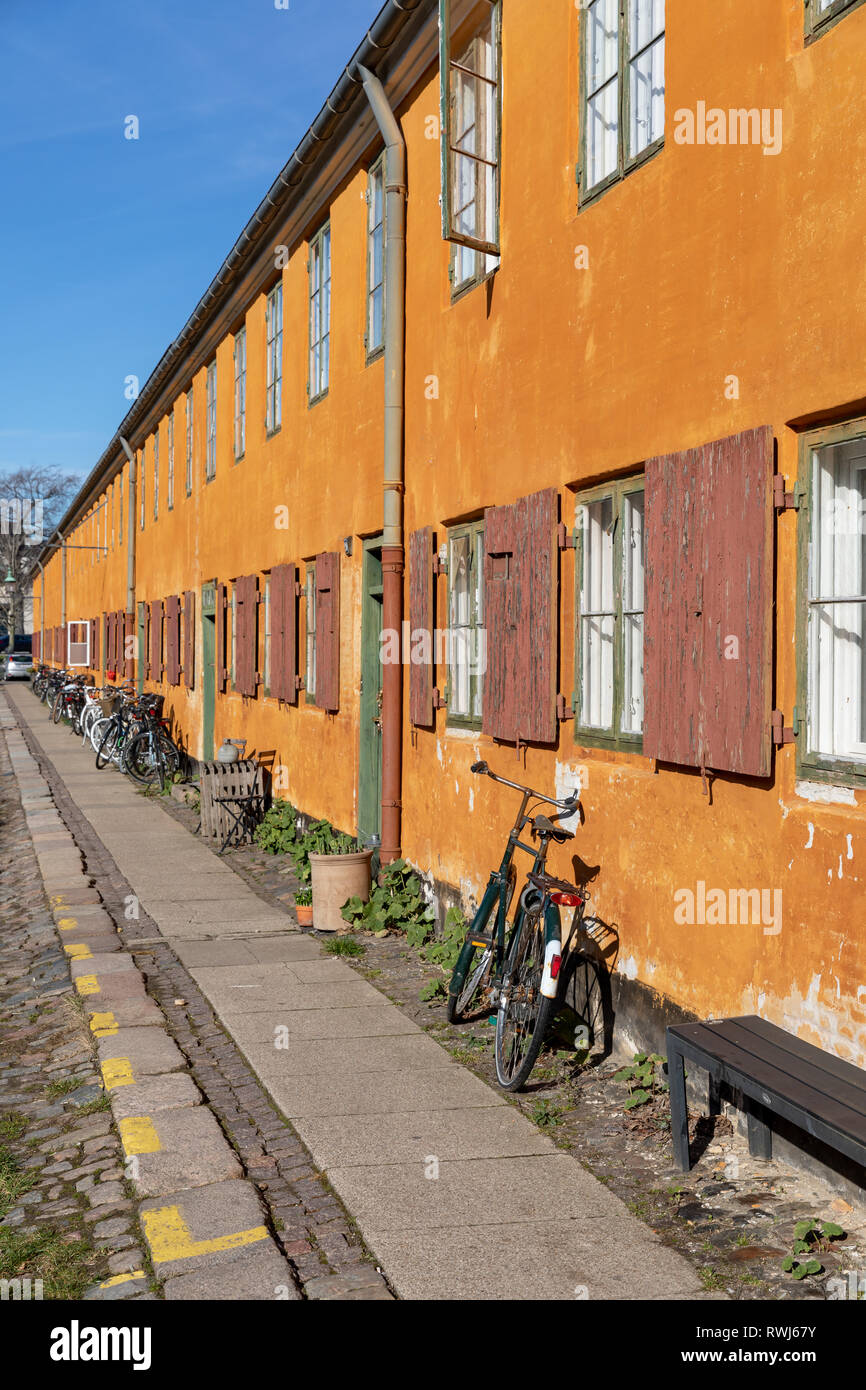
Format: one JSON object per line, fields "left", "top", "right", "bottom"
{"left": 0, "top": 0, "right": 379, "bottom": 483}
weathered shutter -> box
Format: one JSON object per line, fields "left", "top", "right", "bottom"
{"left": 409, "top": 527, "right": 434, "bottom": 727}
{"left": 63, "top": 623, "right": 69, "bottom": 666}
{"left": 269, "top": 564, "right": 297, "bottom": 703}
{"left": 482, "top": 487, "right": 558, "bottom": 744}
{"left": 315, "top": 552, "right": 341, "bottom": 712}
{"left": 644, "top": 426, "right": 774, "bottom": 777}
{"left": 150, "top": 599, "right": 163, "bottom": 681}
{"left": 216, "top": 583, "right": 227, "bottom": 692}
{"left": 90, "top": 619, "right": 98, "bottom": 668}
{"left": 103, "top": 615, "right": 109, "bottom": 670}
{"left": 165, "top": 595, "right": 181, "bottom": 685}
{"left": 183, "top": 591, "right": 195, "bottom": 689}
{"left": 235, "top": 575, "right": 258, "bottom": 698}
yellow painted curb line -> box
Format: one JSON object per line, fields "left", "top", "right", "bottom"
{"left": 102, "top": 1058, "right": 134, "bottom": 1090}
{"left": 90, "top": 1011, "right": 119, "bottom": 1038}
{"left": 119, "top": 1116, "right": 161, "bottom": 1156}
{"left": 58, "top": 917, "right": 78, "bottom": 931}
{"left": 141, "top": 1205, "right": 268, "bottom": 1264}
{"left": 75, "top": 975, "right": 100, "bottom": 997}
{"left": 64, "top": 943, "right": 92, "bottom": 961}
{"left": 98, "top": 1271, "right": 146, "bottom": 1289}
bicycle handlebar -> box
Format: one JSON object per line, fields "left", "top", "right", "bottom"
{"left": 470, "top": 760, "right": 580, "bottom": 813}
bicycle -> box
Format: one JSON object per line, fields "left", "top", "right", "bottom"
{"left": 446, "top": 760, "right": 586, "bottom": 1091}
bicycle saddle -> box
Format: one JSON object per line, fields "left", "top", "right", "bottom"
{"left": 533, "top": 814, "right": 574, "bottom": 842}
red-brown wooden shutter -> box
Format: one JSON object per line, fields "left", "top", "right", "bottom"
{"left": 269, "top": 564, "right": 297, "bottom": 703}
{"left": 165, "top": 595, "right": 181, "bottom": 685}
{"left": 216, "top": 583, "right": 227, "bottom": 692}
{"left": 183, "top": 591, "right": 195, "bottom": 689}
{"left": 315, "top": 552, "right": 340, "bottom": 712}
{"left": 150, "top": 600, "right": 163, "bottom": 681}
{"left": 409, "top": 527, "right": 434, "bottom": 727}
{"left": 235, "top": 575, "right": 258, "bottom": 698}
{"left": 125, "top": 612, "right": 134, "bottom": 680}
{"left": 33, "top": 631, "right": 39, "bottom": 661}
{"left": 644, "top": 426, "right": 774, "bottom": 777}
{"left": 63, "top": 623, "right": 69, "bottom": 666}
{"left": 90, "top": 619, "right": 98, "bottom": 669}
{"left": 103, "top": 614, "right": 110, "bottom": 671}
{"left": 482, "top": 487, "right": 558, "bottom": 744}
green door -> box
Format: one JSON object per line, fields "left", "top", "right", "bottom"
{"left": 201, "top": 583, "right": 216, "bottom": 762}
{"left": 136, "top": 603, "right": 146, "bottom": 697}
{"left": 358, "top": 540, "right": 383, "bottom": 846}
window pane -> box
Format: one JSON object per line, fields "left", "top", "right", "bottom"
{"left": 621, "top": 491, "right": 645, "bottom": 734}
{"left": 587, "top": 0, "right": 619, "bottom": 94}
{"left": 630, "top": 35, "right": 665, "bottom": 157}
{"left": 579, "top": 496, "right": 615, "bottom": 729}
{"left": 449, "top": 533, "right": 471, "bottom": 717}
{"left": 629, "top": 0, "right": 665, "bottom": 54}
{"left": 809, "top": 442, "right": 866, "bottom": 761}
{"left": 587, "top": 79, "right": 619, "bottom": 189}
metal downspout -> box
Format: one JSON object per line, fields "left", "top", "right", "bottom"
{"left": 119, "top": 437, "right": 137, "bottom": 679}
{"left": 357, "top": 63, "right": 407, "bottom": 866}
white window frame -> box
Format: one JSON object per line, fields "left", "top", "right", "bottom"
{"left": 581, "top": 0, "right": 665, "bottom": 202}
{"left": 206, "top": 361, "right": 217, "bottom": 481}
{"left": 234, "top": 326, "right": 247, "bottom": 458}
{"left": 266, "top": 287, "right": 282, "bottom": 433}
{"left": 167, "top": 412, "right": 175, "bottom": 510}
{"left": 308, "top": 224, "right": 331, "bottom": 403}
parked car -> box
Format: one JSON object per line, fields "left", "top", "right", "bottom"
{"left": 2, "top": 649, "right": 34, "bottom": 680}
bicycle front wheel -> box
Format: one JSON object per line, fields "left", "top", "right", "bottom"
{"left": 124, "top": 731, "right": 163, "bottom": 786}
{"left": 494, "top": 906, "right": 557, "bottom": 1091}
{"left": 447, "top": 942, "right": 494, "bottom": 1023}
{"left": 95, "top": 721, "right": 120, "bottom": 770}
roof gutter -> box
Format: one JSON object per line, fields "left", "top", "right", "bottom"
{"left": 357, "top": 62, "right": 407, "bottom": 866}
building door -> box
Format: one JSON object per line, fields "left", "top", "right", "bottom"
{"left": 201, "top": 582, "right": 216, "bottom": 762}
{"left": 358, "top": 540, "right": 383, "bottom": 847}
{"left": 136, "top": 603, "right": 146, "bottom": 697}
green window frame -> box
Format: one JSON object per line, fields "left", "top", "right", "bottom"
{"left": 185, "top": 386, "right": 194, "bottom": 497}
{"left": 205, "top": 360, "right": 217, "bottom": 481}
{"left": 234, "top": 326, "right": 247, "bottom": 458}
{"left": 573, "top": 476, "right": 645, "bottom": 751}
{"left": 167, "top": 412, "right": 174, "bottom": 510}
{"left": 440, "top": 0, "right": 502, "bottom": 296}
{"left": 579, "top": 0, "right": 665, "bottom": 207}
{"left": 366, "top": 155, "right": 385, "bottom": 361}
{"left": 308, "top": 223, "right": 331, "bottom": 404}
{"left": 796, "top": 419, "right": 866, "bottom": 788}
{"left": 305, "top": 564, "right": 317, "bottom": 704}
{"left": 446, "top": 518, "right": 485, "bottom": 729}
{"left": 265, "top": 288, "right": 282, "bottom": 434}
{"left": 806, "top": 0, "right": 866, "bottom": 39}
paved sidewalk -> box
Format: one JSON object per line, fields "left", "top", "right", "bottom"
{"left": 4, "top": 684, "right": 713, "bottom": 1300}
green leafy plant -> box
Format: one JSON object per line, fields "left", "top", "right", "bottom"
{"left": 781, "top": 1218, "right": 846, "bottom": 1280}
{"left": 531, "top": 1099, "right": 564, "bottom": 1129}
{"left": 254, "top": 800, "right": 301, "bottom": 856}
{"left": 420, "top": 978, "right": 446, "bottom": 1002}
{"left": 294, "top": 888, "right": 312, "bottom": 906}
{"left": 341, "top": 859, "right": 433, "bottom": 935}
{"left": 613, "top": 1052, "right": 668, "bottom": 1109}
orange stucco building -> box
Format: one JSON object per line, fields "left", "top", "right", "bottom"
{"left": 32, "top": 0, "right": 866, "bottom": 1088}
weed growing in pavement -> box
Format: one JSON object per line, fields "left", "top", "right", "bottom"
{"left": 613, "top": 1053, "right": 668, "bottom": 1109}
{"left": 323, "top": 937, "right": 365, "bottom": 958}
{"left": 530, "top": 1099, "right": 565, "bottom": 1130}
{"left": 781, "top": 1218, "right": 846, "bottom": 1280}
{"left": 0, "top": 1114, "right": 26, "bottom": 1143}
{"left": 75, "top": 1093, "right": 111, "bottom": 1115}
{"left": 0, "top": 1145, "right": 40, "bottom": 1219}
{"left": 699, "top": 1266, "right": 725, "bottom": 1291}
{"left": 43, "top": 1078, "right": 79, "bottom": 1099}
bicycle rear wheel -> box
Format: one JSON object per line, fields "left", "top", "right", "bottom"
{"left": 494, "top": 906, "right": 557, "bottom": 1091}
{"left": 95, "top": 721, "right": 120, "bottom": 770}
{"left": 124, "top": 731, "right": 166, "bottom": 787}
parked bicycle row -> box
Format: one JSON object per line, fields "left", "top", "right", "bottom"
{"left": 31, "top": 664, "right": 183, "bottom": 792}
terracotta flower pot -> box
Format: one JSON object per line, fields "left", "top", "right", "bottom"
{"left": 309, "top": 850, "right": 373, "bottom": 933}
{"left": 295, "top": 903, "right": 313, "bottom": 928}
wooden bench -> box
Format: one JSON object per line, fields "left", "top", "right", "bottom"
{"left": 666, "top": 1015, "right": 866, "bottom": 1175}
{"left": 198, "top": 759, "right": 265, "bottom": 853}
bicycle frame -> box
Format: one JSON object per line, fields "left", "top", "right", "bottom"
{"left": 448, "top": 768, "right": 579, "bottom": 1009}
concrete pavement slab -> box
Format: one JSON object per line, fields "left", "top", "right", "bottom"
{"left": 327, "top": 1153, "right": 644, "bottom": 1232}
{"left": 76, "top": 971, "right": 149, "bottom": 1004}
{"left": 84, "top": 997, "right": 165, "bottom": 1031}
{"left": 190, "top": 977, "right": 390, "bottom": 1013}
{"left": 297, "top": 1106, "right": 557, "bottom": 1167}
{"left": 364, "top": 1217, "right": 706, "bottom": 1301}
{"left": 70, "top": 952, "right": 138, "bottom": 980}
{"left": 120, "top": 1106, "right": 242, "bottom": 1197}
{"left": 252, "top": 1032, "right": 458, "bottom": 1077}
{"left": 264, "top": 1065, "right": 507, "bottom": 1119}
{"left": 224, "top": 1005, "right": 422, "bottom": 1043}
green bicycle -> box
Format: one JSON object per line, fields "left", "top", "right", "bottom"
{"left": 447, "top": 761, "right": 585, "bottom": 1091}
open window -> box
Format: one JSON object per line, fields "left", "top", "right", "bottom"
{"left": 66, "top": 620, "right": 90, "bottom": 668}
{"left": 439, "top": 0, "right": 502, "bottom": 289}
